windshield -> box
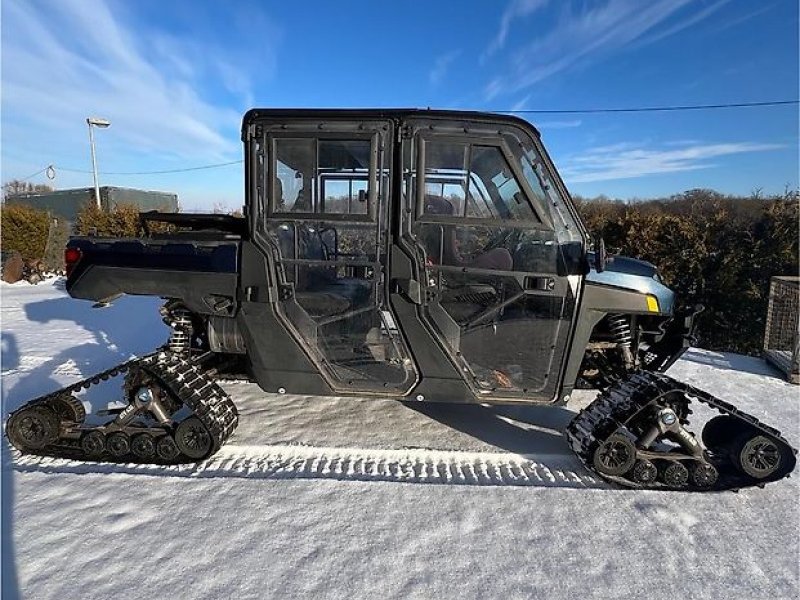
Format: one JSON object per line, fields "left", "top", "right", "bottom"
{"left": 510, "top": 134, "right": 583, "bottom": 245}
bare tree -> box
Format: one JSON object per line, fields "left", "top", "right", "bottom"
{"left": 2, "top": 179, "right": 54, "bottom": 200}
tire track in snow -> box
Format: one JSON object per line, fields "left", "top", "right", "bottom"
{"left": 11, "top": 444, "right": 604, "bottom": 489}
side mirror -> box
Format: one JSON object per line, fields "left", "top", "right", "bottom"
{"left": 594, "top": 236, "right": 607, "bottom": 273}
{"left": 357, "top": 189, "right": 368, "bottom": 203}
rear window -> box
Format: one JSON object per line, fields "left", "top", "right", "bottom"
{"left": 274, "top": 138, "right": 372, "bottom": 217}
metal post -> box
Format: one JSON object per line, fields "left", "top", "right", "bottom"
{"left": 86, "top": 117, "right": 110, "bottom": 210}
{"left": 87, "top": 122, "right": 101, "bottom": 209}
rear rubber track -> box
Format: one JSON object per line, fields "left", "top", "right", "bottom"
{"left": 6, "top": 350, "right": 238, "bottom": 464}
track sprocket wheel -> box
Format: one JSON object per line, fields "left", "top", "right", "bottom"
{"left": 175, "top": 417, "right": 212, "bottom": 459}
{"left": 592, "top": 434, "right": 637, "bottom": 476}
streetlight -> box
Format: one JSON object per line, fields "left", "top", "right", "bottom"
{"left": 86, "top": 116, "right": 111, "bottom": 209}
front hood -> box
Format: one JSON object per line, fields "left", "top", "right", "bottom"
{"left": 586, "top": 254, "right": 674, "bottom": 314}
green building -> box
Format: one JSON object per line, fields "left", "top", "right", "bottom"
{"left": 6, "top": 186, "right": 178, "bottom": 223}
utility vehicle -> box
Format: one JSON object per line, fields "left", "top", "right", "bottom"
{"left": 7, "top": 109, "right": 795, "bottom": 490}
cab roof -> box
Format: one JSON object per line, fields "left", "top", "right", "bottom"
{"left": 241, "top": 108, "right": 540, "bottom": 141}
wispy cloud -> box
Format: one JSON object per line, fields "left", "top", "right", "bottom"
{"left": 1, "top": 0, "right": 280, "bottom": 162}
{"left": 509, "top": 94, "right": 532, "bottom": 112}
{"left": 536, "top": 119, "right": 583, "bottom": 129}
{"left": 482, "top": 0, "right": 549, "bottom": 62}
{"left": 484, "top": 0, "right": 722, "bottom": 99}
{"left": 560, "top": 141, "right": 783, "bottom": 183}
{"left": 429, "top": 50, "right": 462, "bottom": 86}
{"left": 638, "top": 0, "right": 729, "bottom": 47}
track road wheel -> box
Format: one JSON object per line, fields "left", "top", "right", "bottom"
{"left": 81, "top": 430, "right": 106, "bottom": 458}
{"left": 156, "top": 435, "right": 180, "bottom": 462}
{"left": 631, "top": 459, "right": 658, "bottom": 485}
{"left": 131, "top": 433, "right": 156, "bottom": 460}
{"left": 661, "top": 461, "right": 689, "bottom": 488}
{"left": 106, "top": 432, "right": 131, "bottom": 458}
{"left": 691, "top": 462, "right": 719, "bottom": 489}
{"left": 736, "top": 434, "right": 782, "bottom": 479}
{"left": 702, "top": 416, "right": 748, "bottom": 449}
{"left": 7, "top": 406, "right": 59, "bottom": 451}
{"left": 175, "top": 417, "right": 212, "bottom": 459}
{"left": 593, "top": 434, "right": 637, "bottom": 477}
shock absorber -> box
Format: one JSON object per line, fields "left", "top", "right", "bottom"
{"left": 606, "top": 313, "right": 634, "bottom": 368}
{"left": 161, "top": 303, "right": 194, "bottom": 354}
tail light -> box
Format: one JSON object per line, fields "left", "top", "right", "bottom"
{"left": 64, "top": 247, "right": 82, "bottom": 276}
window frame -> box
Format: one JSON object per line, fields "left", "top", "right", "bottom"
{"left": 415, "top": 134, "right": 554, "bottom": 231}
{"left": 268, "top": 132, "right": 380, "bottom": 223}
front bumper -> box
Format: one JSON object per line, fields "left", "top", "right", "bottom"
{"left": 640, "top": 304, "right": 703, "bottom": 373}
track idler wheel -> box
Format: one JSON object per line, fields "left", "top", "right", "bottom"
{"left": 156, "top": 435, "right": 181, "bottom": 461}
{"left": 175, "top": 417, "right": 212, "bottom": 459}
{"left": 131, "top": 433, "right": 156, "bottom": 460}
{"left": 81, "top": 430, "right": 106, "bottom": 458}
{"left": 106, "top": 432, "right": 131, "bottom": 458}
{"left": 7, "top": 406, "right": 59, "bottom": 451}
{"left": 631, "top": 459, "right": 658, "bottom": 484}
{"left": 593, "top": 434, "right": 637, "bottom": 476}
{"left": 661, "top": 461, "right": 689, "bottom": 488}
{"left": 735, "top": 434, "right": 782, "bottom": 479}
{"left": 691, "top": 462, "right": 719, "bottom": 489}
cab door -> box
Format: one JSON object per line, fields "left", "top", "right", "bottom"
{"left": 248, "top": 116, "right": 417, "bottom": 394}
{"left": 393, "top": 117, "right": 585, "bottom": 402}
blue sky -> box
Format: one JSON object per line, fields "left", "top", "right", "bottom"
{"left": 2, "top": 0, "right": 797, "bottom": 210}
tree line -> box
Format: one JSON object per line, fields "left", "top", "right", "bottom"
{"left": 574, "top": 188, "right": 799, "bottom": 354}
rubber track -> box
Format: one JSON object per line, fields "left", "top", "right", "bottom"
{"left": 139, "top": 352, "right": 239, "bottom": 454}
{"left": 565, "top": 371, "right": 798, "bottom": 491}
{"left": 6, "top": 351, "right": 239, "bottom": 464}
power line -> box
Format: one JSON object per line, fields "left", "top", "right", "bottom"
{"left": 55, "top": 159, "right": 243, "bottom": 176}
{"left": 9, "top": 99, "right": 797, "bottom": 181}
{"left": 19, "top": 166, "right": 50, "bottom": 181}
{"left": 503, "top": 99, "right": 799, "bottom": 114}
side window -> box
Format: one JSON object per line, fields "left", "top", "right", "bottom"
{"left": 274, "top": 138, "right": 371, "bottom": 217}
{"left": 421, "top": 141, "right": 540, "bottom": 223}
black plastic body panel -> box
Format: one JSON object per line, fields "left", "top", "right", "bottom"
{"left": 66, "top": 237, "right": 240, "bottom": 316}
{"left": 236, "top": 241, "right": 333, "bottom": 395}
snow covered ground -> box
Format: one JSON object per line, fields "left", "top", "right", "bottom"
{"left": 2, "top": 279, "right": 798, "bottom": 600}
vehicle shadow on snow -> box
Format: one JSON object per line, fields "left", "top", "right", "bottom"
{"left": 2, "top": 295, "right": 166, "bottom": 415}
{"left": 405, "top": 402, "right": 576, "bottom": 456}
{"left": 1, "top": 335, "right": 22, "bottom": 600}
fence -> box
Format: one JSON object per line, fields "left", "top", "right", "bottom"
{"left": 763, "top": 276, "right": 799, "bottom": 384}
